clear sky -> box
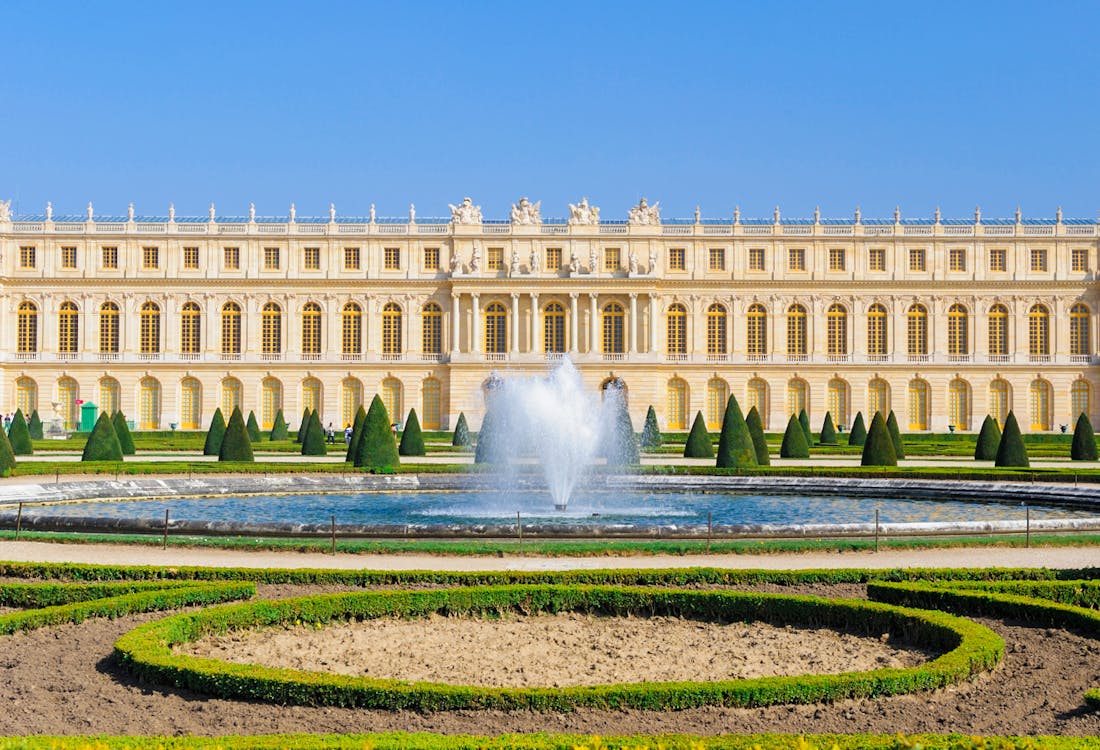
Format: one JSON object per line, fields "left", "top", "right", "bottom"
{"left": 2, "top": 0, "right": 1097, "bottom": 221}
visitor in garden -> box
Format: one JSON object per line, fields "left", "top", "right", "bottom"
{"left": 326, "top": 422, "right": 336, "bottom": 444}
{"left": 344, "top": 424, "right": 352, "bottom": 444}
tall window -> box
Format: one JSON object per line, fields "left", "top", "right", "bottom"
{"left": 303, "top": 247, "right": 320, "bottom": 270}
{"left": 868, "top": 378, "right": 889, "bottom": 418}
{"left": 221, "top": 378, "right": 242, "bottom": 417}
{"left": 422, "top": 378, "right": 442, "bottom": 429}
{"left": 989, "top": 248, "right": 1007, "bottom": 272}
{"left": 424, "top": 247, "right": 440, "bottom": 270}
{"left": 382, "top": 377, "right": 403, "bottom": 425}
{"left": 16, "top": 377, "right": 37, "bottom": 416}
{"left": 988, "top": 304, "right": 1008, "bottom": 356}
{"left": 61, "top": 246, "right": 77, "bottom": 269}
{"left": 181, "top": 377, "right": 201, "bottom": 430}
{"left": 908, "top": 248, "right": 926, "bottom": 272}
{"left": 486, "top": 247, "right": 503, "bottom": 271}
{"left": 669, "top": 248, "right": 686, "bottom": 271}
{"left": 1030, "top": 379, "right": 1052, "bottom": 430}
{"left": 948, "top": 248, "right": 967, "bottom": 272}
{"left": 140, "top": 302, "right": 161, "bottom": 355}
{"left": 101, "top": 246, "right": 118, "bottom": 269}
{"left": 301, "top": 302, "right": 322, "bottom": 357}
{"left": 263, "top": 247, "right": 280, "bottom": 270}
{"left": 786, "top": 304, "right": 807, "bottom": 356}
{"left": 342, "top": 302, "right": 362, "bottom": 357}
{"left": 787, "top": 248, "right": 805, "bottom": 271}
{"left": 1071, "top": 303, "right": 1091, "bottom": 357}
{"left": 301, "top": 377, "right": 322, "bottom": 417}
{"left": 868, "top": 247, "right": 885, "bottom": 272}
{"left": 422, "top": 302, "right": 442, "bottom": 355}
{"left": 827, "top": 378, "right": 849, "bottom": 428}
{"left": 989, "top": 379, "right": 1010, "bottom": 427}
{"left": 484, "top": 302, "right": 507, "bottom": 354}
{"left": 866, "top": 303, "right": 887, "bottom": 357}
{"left": 1071, "top": 380, "right": 1090, "bottom": 420}
{"left": 1028, "top": 304, "right": 1050, "bottom": 357}
{"left": 57, "top": 377, "right": 78, "bottom": 430}
{"left": 546, "top": 248, "right": 562, "bottom": 270}
{"left": 708, "top": 247, "right": 725, "bottom": 271}
{"left": 19, "top": 246, "right": 36, "bottom": 269}
{"left": 223, "top": 247, "right": 240, "bottom": 270}
{"left": 261, "top": 377, "right": 282, "bottom": 430}
{"left": 747, "top": 378, "right": 768, "bottom": 428}
{"left": 908, "top": 379, "right": 929, "bottom": 430}
{"left": 706, "top": 304, "right": 727, "bottom": 356}
{"left": 543, "top": 302, "right": 565, "bottom": 353}
{"left": 826, "top": 303, "right": 847, "bottom": 357}
{"left": 949, "top": 379, "right": 970, "bottom": 431}
{"left": 344, "top": 247, "right": 360, "bottom": 270}
{"left": 17, "top": 302, "right": 38, "bottom": 354}
{"left": 706, "top": 378, "right": 728, "bottom": 429}
{"left": 57, "top": 301, "right": 79, "bottom": 354}
{"left": 183, "top": 246, "right": 199, "bottom": 269}
{"left": 261, "top": 302, "right": 282, "bottom": 356}
{"left": 139, "top": 377, "right": 161, "bottom": 430}
{"left": 181, "top": 302, "right": 201, "bottom": 355}
{"left": 601, "top": 302, "right": 624, "bottom": 354}
{"left": 384, "top": 247, "right": 401, "bottom": 270}
{"left": 947, "top": 304, "right": 968, "bottom": 357}
{"left": 828, "top": 248, "right": 845, "bottom": 271}
{"left": 667, "top": 378, "right": 688, "bottom": 430}
{"left": 1072, "top": 248, "right": 1088, "bottom": 273}
{"left": 341, "top": 378, "right": 362, "bottom": 428}
{"left": 666, "top": 304, "right": 687, "bottom": 355}
{"left": 99, "top": 378, "right": 120, "bottom": 417}
{"left": 142, "top": 246, "right": 159, "bottom": 269}
{"left": 604, "top": 248, "right": 621, "bottom": 271}
{"left": 746, "top": 303, "right": 767, "bottom": 356}
{"left": 1030, "top": 248, "right": 1048, "bottom": 272}
{"left": 748, "top": 247, "right": 765, "bottom": 271}
{"left": 786, "top": 379, "right": 807, "bottom": 417}
{"left": 382, "top": 302, "right": 403, "bottom": 355}
{"left": 221, "top": 302, "right": 242, "bottom": 356}
{"left": 907, "top": 304, "right": 928, "bottom": 357}
{"left": 99, "top": 302, "right": 119, "bottom": 354}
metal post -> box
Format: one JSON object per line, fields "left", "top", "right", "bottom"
{"left": 517, "top": 511, "right": 523, "bottom": 545}
{"left": 15, "top": 502, "right": 23, "bottom": 540}
{"left": 707, "top": 511, "right": 712, "bottom": 553}
{"left": 331, "top": 514, "right": 336, "bottom": 555}
{"left": 874, "top": 508, "right": 880, "bottom": 552}
{"left": 1026, "top": 505, "right": 1030, "bottom": 549}
{"left": 162, "top": 509, "right": 169, "bottom": 550}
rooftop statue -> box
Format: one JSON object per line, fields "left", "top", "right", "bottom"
{"left": 568, "top": 197, "right": 600, "bottom": 225}
{"left": 449, "top": 196, "right": 483, "bottom": 225}
{"left": 510, "top": 196, "right": 541, "bottom": 225}
{"left": 628, "top": 197, "right": 661, "bottom": 226}
{"left": 0, "top": 199, "right": 12, "bottom": 222}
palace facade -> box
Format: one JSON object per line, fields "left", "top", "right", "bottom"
{"left": 0, "top": 197, "right": 1096, "bottom": 435}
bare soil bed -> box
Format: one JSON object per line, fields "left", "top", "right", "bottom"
{"left": 181, "top": 612, "right": 930, "bottom": 687}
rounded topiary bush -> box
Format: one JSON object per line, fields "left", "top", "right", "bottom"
{"left": 886, "top": 410, "right": 906, "bottom": 459}
{"left": 994, "top": 411, "right": 1029, "bottom": 468}
{"left": 1071, "top": 413, "right": 1098, "bottom": 461}
{"left": 269, "top": 409, "right": 288, "bottom": 441}
{"left": 300, "top": 408, "right": 327, "bottom": 456}
{"left": 0, "top": 423, "right": 17, "bottom": 477}
{"left": 974, "top": 415, "right": 1002, "bottom": 461}
{"left": 641, "top": 405, "right": 663, "bottom": 450}
{"left": 683, "top": 412, "right": 713, "bottom": 459}
{"left": 219, "top": 407, "right": 254, "bottom": 462}
{"left": 246, "top": 410, "right": 262, "bottom": 442}
{"left": 848, "top": 411, "right": 867, "bottom": 447}
{"left": 112, "top": 411, "right": 135, "bottom": 455}
{"left": 82, "top": 411, "right": 123, "bottom": 462}
{"left": 819, "top": 412, "right": 837, "bottom": 445}
{"left": 861, "top": 411, "right": 897, "bottom": 467}
{"left": 744, "top": 405, "right": 770, "bottom": 466}
{"left": 356, "top": 395, "right": 399, "bottom": 471}
{"left": 716, "top": 395, "right": 757, "bottom": 469}
{"left": 7, "top": 409, "right": 33, "bottom": 456}
{"left": 28, "top": 410, "right": 43, "bottom": 440}
{"left": 399, "top": 408, "right": 426, "bottom": 457}
{"left": 779, "top": 414, "right": 810, "bottom": 459}
{"left": 452, "top": 412, "right": 471, "bottom": 449}
{"left": 203, "top": 408, "right": 227, "bottom": 456}
{"left": 345, "top": 405, "right": 367, "bottom": 463}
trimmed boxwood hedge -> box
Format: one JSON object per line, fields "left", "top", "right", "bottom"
{"left": 8, "top": 408, "right": 33, "bottom": 455}
{"left": 114, "top": 584, "right": 1002, "bottom": 712}
{"left": 683, "top": 411, "right": 713, "bottom": 458}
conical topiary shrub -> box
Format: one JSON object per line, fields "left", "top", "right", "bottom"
{"left": 269, "top": 409, "right": 288, "bottom": 441}
{"left": 683, "top": 412, "right": 714, "bottom": 459}
{"left": 861, "top": 411, "right": 897, "bottom": 467}
{"left": 1071, "top": 413, "right": 1098, "bottom": 461}
{"left": 345, "top": 405, "right": 367, "bottom": 463}
{"left": 399, "top": 409, "right": 426, "bottom": 457}
{"left": 219, "top": 406, "right": 254, "bottom": 462}
{"left": 605, "top": 397, "right": 640, "bottom": 466}
{"left": 819, "top": 412, "right": 837, "bottom": 445}
{"left": 452, "top": 412, "right": 471, "bottom": 449}
{"left": 296, "top": 408, "right": 311, "bottom": 443}
{"left": 355, "top": 394, "right": 399, "bottom": 471}
{"left": 112, "top": 411, "right": 135, "bottom": 455}
{"left": 301, "top": 408, "right": 327, "bottom": 456}
{"left": 28, "top": 410, "right": 43, "bottom": 440}
{"left": 716, "top": 395, "right": 757, "bottom": 469}
{"left": 995, "top": 411, "right": 1029, "bottom": 468}
{"left": 798, "top": 409, "right": 813, "bottom": 447}
{"left": 7, "top": 409, "right": 33, "bottom": 456}
{"left": 848, "top": 411, "right": 867, "bottom": 447}
{"left": 474, "top": 407, "right": 500, "bottom": 464}
{"left": 82, "top": 411, "right": 123, "bottom": 462}
{"left": 0, "top": 423, "right": 16, "bottom": 477}
{"left": 641, "top": 406, "right": 663, "bottom": 450}
{"left": 246, "top": 410, "right": 262, "bottom": 442}
{"left": 203, "top": 408, "right": 227, "bottom": 456}
{"left": 886, "top": 410, "right": 906, "bottom": 459}
{"left": 779, "top": 414, "right": 810, "bottom": 459}
{"left": 974, "top": 415, "right": 1002, "bottom": 461}
{"left": 745, "top": 405, "right": 770, "bottom": 466}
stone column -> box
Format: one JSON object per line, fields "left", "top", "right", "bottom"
{"left": 451, "top": 293, "right": 461, "bottom": 355}
{"left": 569, "top": 293, "right": 578, "bottom": 354}
{"left": 511, "top": 293, "right": 520, "bottom": 354}
{"left": 471, "top": 293, "right": 481, "bottom": 354}
{"left": 529, "top": 293, "right": 539, "bottom": 353}
{"left": 589, "top": 293, "right": 598, "bottom": 353}
{"left": 629, "top": 293, "right": 638, "bottom": 353}
{"left": 649, "top": 294, "right": 658, "bottom": 353}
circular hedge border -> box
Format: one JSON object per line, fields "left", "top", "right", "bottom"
{"left": 114, "top": 584, "right": 1003, "bottom": 711}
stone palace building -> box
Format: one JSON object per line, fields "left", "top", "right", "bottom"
{"left": 0, "top": 196, "right": 1096, "bottom": 435}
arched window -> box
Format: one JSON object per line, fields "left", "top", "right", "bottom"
{"left": 866, "top": 303, "right": 887, "bottom": 358}
{"left": 301, "top": 302, "right": 322, "bottom": 358}
{"left": 58, "top": 302, "right": 79, "bottom": 354}
{"left": 261, "top": 377, "right": 282, "bottom": 429}
{"left": 786, "top": 378, "right": 807, "bottom": 417}
{"left": 746, "top": 303, "right": 767, "bottom": 357}
{"left": 1072, "top": 379, "right": 1090, "bottom": 420}
{"left": 17, "top": 302, "right": 38, "bottom": 354}
{"left": 57, "top": 377, "right": 79, "bottom": 430}
{"left": 667, "top": 378, "right": 688, "bottom": 430}
{"left": 382, "top": 302, "right": 402, "bottom": 356}
{"left": 1030, "top": 379, "right": 1052, "bottom": 430}
{"left": 826, "top": 304, "right": 847, "bottom": 357}
{"left": 342, "top": 302, "right": 362, "bottom": 357}
{"left": 908, "top": 379, "right": 929, "bottom": 430}
{"left": 706, "top": 304, "right": 727, "bottom": 356}
{"left": 786, "top": 304, "right": 807, "bottom": 357}
{"left": 1071, "top": 303, "right": 1091, "bottom": 357}
{"left": 484, "top": 302, "right": 507, "bottom": 354}
{"left": 301, "top": 377, "right": 322, "bottom": 417}
{"left": 221, "top": 302, "right": 242, "bottom": 356}
{"left": 827, "top": 378, "right": 849, "bottom": 428}
{"left": 989, "top": 379, "right": 1010, "bottom": 427}
{"left": 15, "top": 377, "right": 38, "bottom": 416}
{"left": 1028, "top": 304, "right": 1050, "bottom": 357}
{"left": 99, "top": 302, "right": 120, "bottom": 354}
{"left": 747, "top": 378, "right": 768, "bottom": 428}
{"left": 868, "top": 378, "right": 889, "bottom": 418}
{"left": 261, "top": 302, "right": 282, "bottom": 357}
{"left": 601, "top": 302, "right": 624, "bottom": 354}
{"left": 947, "top": 303, "right": 968, "bottom": 358}
{"left": 666, "top": 303, "right": 687, "bottom": 355}
{"left": 341, "top": 377, "right": 362, "bottom": 428}
{"left": 99, "top": 377, "right": 120, "bottom": 417}
{"left": 907, "top": 304, "right": 928, "bottom": 358}
{"left": 422, "top": 377, "right": 442, "bottom": 429}
{"left": 543, "top": 302, "right": 565, "bottom": 353}
{"left": 949, "top": 379, "right": 970, "bottom": 431}
{"left": 140, "top": 302, "right": 161, "bottom": 355}
{"left": 382, "top": 377, "right": 403, "bottom": 425}
{"left": 221, "top": 378, "right": 242, "bottom": 417}
{"left": 988, "top": 304, "right": 1009, "bottom": 357}
{"left": 706, "top": 377, "right": 729, "bottom": 429}
{"left": 422, "top": 302, "right": 442, "bottom": 355}
{"left": 180, "top": 302, "right": 201, "bottom": 356}
{"left": 181, "top": 377, "right": 201, "bottom": 430}
{"left": 139, "top": 377, "right": 161, "bottom": 430}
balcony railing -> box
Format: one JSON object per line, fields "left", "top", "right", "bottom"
{"left": 947, "top": 354, "right": 972, "bottom": 363}
{"left": 301, "top": 352, "right": 322, "bottom": 361}
{"left": 484, "top": 352, "right": 507, "bottom": 362}
{"left": 825, "top": 354, "right": 851, "bottom": 363}
{"left": 380, "top": 353, "right": 405, "bottom": 362}
{"left": 421, "top": 352, "right": 445, "bottom": 362}
{"left": 602, "top": 352, "right": 626, "bottom": 362}
{"left": 261, "top": 352, "right": 283, "bottom": 362}
{"left": 341, "top": 352, "right": 363, "bottom": 361}
{"left": 786, "top": 353, "right": 809, "bottom": 363}
{"left": 138, "top": 352, "right": 162, "bottom": 361}
{"left": 1029, "top": 354, "right": 1052, "bottom": 363}
{"left": 705, "top": 352, "right": 729, "bottom": 362}
{"left": 665, "top": 353, "right": 689, "bottom": 363}
{"left": 907, "top": 354, "right": 931, "bottom": 363}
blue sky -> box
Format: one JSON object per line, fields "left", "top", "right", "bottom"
{"left": 1, "top": 0, "right": 1097, "bottom": 221}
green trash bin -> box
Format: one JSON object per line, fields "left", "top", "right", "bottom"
{"left": 79, "top": 402, "right": 98, "bottom": 432}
